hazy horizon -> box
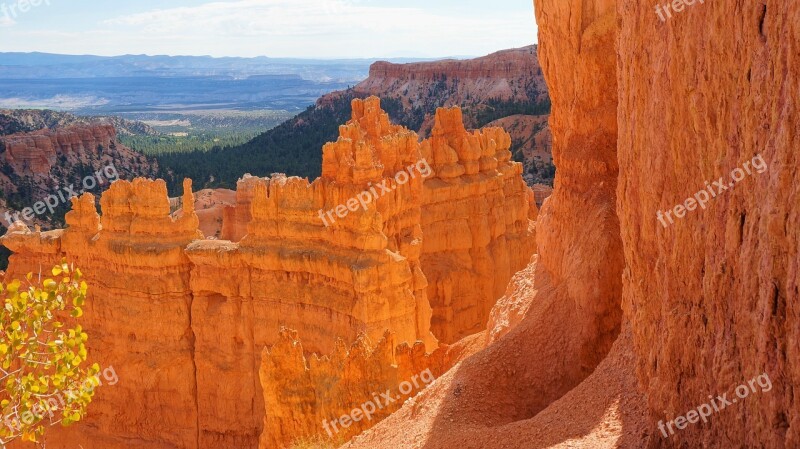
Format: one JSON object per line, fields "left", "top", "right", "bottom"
{"left": 0, "top": 0, "right": 538, "bottom": 59}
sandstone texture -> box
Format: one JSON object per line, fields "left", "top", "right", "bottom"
{"left": 617, "top": 1, "right": 799, "bottom": 447}
{"left": 259, "top": 329, "right": 452, "bottom": 449}
{"left": 342, "top": 1, "right": 627, "bottom": 446}
{"left": 420, "top": 106, "right": 537, "bottom": 342}
{"left": 3, "top": 179, "right": 202, "bottom": 449}
{"left": 2, "top": 97, "right": 536, "bottom": 449}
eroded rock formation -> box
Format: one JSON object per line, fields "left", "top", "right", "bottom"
{"left": 2, "top": 97, "right": 537, "bottom": 449}
{"left": 259, "top": 329, "right": 452, "bottom": 449}
{"left": 356, "top": 47, "right": 548, "bottom": 116}
{"left": 420, "top": 106, "right": 537, "bottom": 342}
{"left": 3, "top": 179, "right": 202, "bottom": 449}
{"left": 0, "top": 124, "right": 154, "bottom": 178}
{"left": 341, "top": 0, "right": 631, "bottom": 446}
{"left": 0, "top": 124, "right": 158, "bottom": 231}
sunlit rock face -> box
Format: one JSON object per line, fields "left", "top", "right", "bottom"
{"left": 2, "top": 97, "right": 537, "bottom": 449}
{"left": 420, "top": 106, "right": 537, "bottom": 343}
{"left": 340, "top": 1, "right": 798, "bottom": 448}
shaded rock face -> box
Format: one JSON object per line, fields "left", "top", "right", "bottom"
{"left": 1, "top": 97, "right": 536, "bottom": 449}
{"left": 617, "top": 1, "right": 799, "bottom": 447}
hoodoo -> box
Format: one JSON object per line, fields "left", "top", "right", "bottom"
{"left": 2, "top": 97, "right": 538, "bottom": 449}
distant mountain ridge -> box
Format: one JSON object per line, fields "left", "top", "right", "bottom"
{"left": 155, "top": 45, "right": 554, "bottom": 193}
{"left": 0, "top": 52, "right": 433, "bottom": 82}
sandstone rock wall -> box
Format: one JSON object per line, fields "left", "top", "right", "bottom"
{"left": 259, "top": 329, "right": 451, "bottom": 449}
{"left": 0, "top": 124, "right": 117, "bottom": 174}
{"left": 617, "top": 1, "right": 799, "bottom": 447}
{"left": 420, "top": 106, "right": 537, "bottom": 342}
{"left": 336, "top": 1, "right": 628, "bottom": 447}
{"left": 0, "top": 124, "right": 158, "bottom": 231}
{"left": 3, "top": 179, "right": 202, "bottom": 449}
{"left": 358, "top": 47, "right": 548, "bottom": 107}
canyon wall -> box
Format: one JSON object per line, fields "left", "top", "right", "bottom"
{"left": 259, "top": 329, "right": 452, "bottom": 449}
{"left": 0, "top": 124, "right": 154, "bottom": 180}
{"left": 617, "top": 1, "right": 799, "bottom": 447}
{"left": 1, "top": 97, "right": 537, "bottom": 449}
{"left": 0, "top": 124, "right": 117, "bottom": 174}
{"left": 3, "top": 179, "right": 202, "bottom": 449}
{"left": 343, "top": 1, "right": 799, "bottom": 448}
{"left": 0, "top": 124, "right": 158, "bottom": 233}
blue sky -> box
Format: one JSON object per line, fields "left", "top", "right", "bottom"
{"left": 0, "top": 0, "right": 537, "bottom": 58}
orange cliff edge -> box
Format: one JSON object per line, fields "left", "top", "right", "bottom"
{"left": 1, "top": 96, "right": 538, "bottom": 449}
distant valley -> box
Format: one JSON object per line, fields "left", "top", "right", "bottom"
{"left": 156, "top": 45, "right": 554, "bottom": 194}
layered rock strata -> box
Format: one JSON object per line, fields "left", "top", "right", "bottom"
{"left": 2, "top": 97, "right": 537, "bottom": 449}
{"left": 259, "top": 329, "right": 452, "bottom": 449}
{"left": 343, "top": 1, "right": 798, "bottom": 449}
{"left": 420, "top": 107, "right": 537, "bottom": 342}
{"left": 340, "top": 0, "right": 627, "bottom": 446}
{"left": 0, "top": 124, "right": 158, "bottom": 232}
{"left": 3, "top": 179, "right": 202, "bottom": 449}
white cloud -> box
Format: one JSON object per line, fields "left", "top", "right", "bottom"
{"left": 94, "top": 0, "right": 533, "bottom": 58}
{"left": 0, "top": 0, "right": 535, "bottom": 58}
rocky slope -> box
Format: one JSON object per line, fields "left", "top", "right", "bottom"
{"left": 0, "top": 109, "right": 157, "bottom": 137}
{"left": 0, "top": 124, "right": 157, "bottom": 232}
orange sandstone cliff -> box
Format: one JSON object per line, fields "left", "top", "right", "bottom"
{"left": 617, "top": 0, "right": 799, "bottom": 447}
{"left": 0, "top": 124, "right": 158, "bottom": 229}
{"left": 342, "top": 1, "right": 797, "bottom": 449}
{"left": 342, "top": 0, "right": 630, "bottom": 446}
{"left": 1, "top": 97, "right": 537, "bottom": 449}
